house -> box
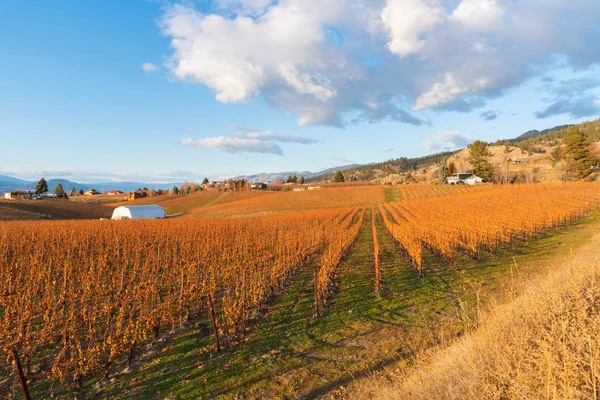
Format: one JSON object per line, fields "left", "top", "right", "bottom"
{"left": 129, "top": 190, "right": 147, "bottom": 200}
{"left": 4, "top": 190, "right": 35, "bottom": 200}
{"left": 84, "top": 188, "right": 100, "bottom": 196}
{"left": 111, "top": 205, "right": 165, "bottom": 220}
{"left": 446, "top": 173, "right": 483, "bottom": 185}
{"left": 108, "top": 190, "right": 124, "bottom": 196}
{"left": 463, "top": 175, "right": 483, "bottom": 185}
{"left": 250, "top": 183, "right": 268, "bottom": 190}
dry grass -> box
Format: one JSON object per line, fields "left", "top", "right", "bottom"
{"left": 346, "top": 235, "right": 600, "bottom": 400}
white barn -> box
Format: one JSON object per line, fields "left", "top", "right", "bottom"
{"left": 111, "top": 205, "right": 165, "bottom": 220}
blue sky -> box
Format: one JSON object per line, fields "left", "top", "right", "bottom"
{"left": 1, "top": 0, "right": 599, "bottom": 182}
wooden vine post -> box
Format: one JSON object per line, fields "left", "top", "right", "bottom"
{"left": 11, "top": 348, "right": 32, "bottom": 400}
{"left": 313, "top": 266, "right": 320, "bottom": 317}
{"left": 372, "top": 207, "right": 381, "bottom": 297}
{"left": 207, "top": 294, "right": 222, "bottom": 355}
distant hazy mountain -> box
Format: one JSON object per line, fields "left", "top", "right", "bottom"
{"left": 236, "top": 164, "right": 359, "bottom": 183}
{"left": 0, "top": 175, "right": 181, "bottom": 194}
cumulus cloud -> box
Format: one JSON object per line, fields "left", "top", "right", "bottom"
{"left": 414, "top": 73, "right": 490, "bottom": 110}
{"left": 180, "top": 127, "right": 317, "bottom": 155}
{"left": 452, "top": 0, "right": 504, "bottom": 29}
{"left": 142, "top": 62, "right": 160, "bottom": 73}
{"left": 422, "top": 132, "right": 470, "bottom": 152}
{"left": 158, "top": 0, "right": 600, "bottom": 126}
{"left": 381, "top": 0, "right": 444, "bottom": 57}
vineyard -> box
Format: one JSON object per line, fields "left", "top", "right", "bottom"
{"left": 1, "top": 183, "right": 600, "bottom": 398}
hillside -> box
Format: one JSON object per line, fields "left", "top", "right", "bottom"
{"left": 359, "top": 118, "right": 600, "bottom": 185}
{"left": 310, "top": 152, "right": 458, "bottom": 183}
{"left": 236, "top": 164, "right": 359, "bottom": 183}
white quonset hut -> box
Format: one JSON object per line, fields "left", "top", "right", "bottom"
{"left": 111, "top": 205, "right": 165, "bottom": 220}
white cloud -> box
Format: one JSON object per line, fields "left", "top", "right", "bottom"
{"left": 181, "top": 127, "right": 317, "bottom": 155}
{"left": 414, "top": 73, "right": 491, "bottom": 110}
{"left": 383, "top": 147, "right": 395, "bottom": 152}
{"left": 142, "top": 62, "right": 160, "bottom": 73}
{"left": 278, "top": 64, "right": 337, "bottom": 102}
{"left": 452, "top": 0, "right": 504, "bottom": 29}
{"left": 159, "top": 2, "right": 346, "bottom": 105}
{"left": 158, "top": 1, "right": 600, "bottom": 124}
{"left": 422, "top": 132, "right": 470, "bottom": 152}
{"left": 381, "top": 0, "right": 444, "bottom": 57}
{"left": 181, "top": 136, "right": 285, "bottom": 155}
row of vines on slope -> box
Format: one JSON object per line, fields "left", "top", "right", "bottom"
{"left": 0, "top": 208, "right": 362, "bottom": 396}
{"left": 381, "top": 183, "right": 600, "bottom": 276}
{"left": 314, "top": 207, "right": 366, "bottom": 316}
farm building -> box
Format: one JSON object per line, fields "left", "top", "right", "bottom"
{"left": 446, "top": 173, "right": 483, "bottom": 185}
{"left": 85, "top": 188, "right": 100, "bottom": 196}
{"left": 111, "top": 205, "right": 165, "bottom": 220}
{"left": 250, "top": 183, "right": 268, "bottom": 190}
{"left": 108, "top": 190, "right": 124, "bottom": 196}
{"left": 4, "top": 190, "right": 35, "bottom": 200}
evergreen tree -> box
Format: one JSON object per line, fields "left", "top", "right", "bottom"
{"left": 171, "top": 186, "right": 179, "bottom": 195}
{"left": 299, "top": 176, "right": 305, "bottom": 184}
{"left": 54, "top": 183, "right": 65, "bottom": 198}
{"left": 564, "top": 126, "right": 595, "bottom": 179}
{"left": 468, "top": 140, "right": 495, "bottom": 182}
{"left": 79, "top": 189, "right": 84, "bottom": 195}
{"left": 438, "top": 159, "right": 449, "bottom": 183}
{"left": 292, "top": 175, "right": 298, "bottom": 183}
{"left": 286, "top": 175, "right": 293, "bottom": 183}
{"left": 35, "top": 178, "right": 48, "bottom": 194}
{"left": 448, "top": 161, "right": 457, "bottom": 176}
{"left": 70, "top": 188, "right": 77, "bottom": 197}
{"left": 333, "top": 171, "right": 345, "bottom": 183}
{"left": 202, "top": 177, "right": 209, "bottom": 185}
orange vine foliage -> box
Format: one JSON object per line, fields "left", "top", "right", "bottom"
{"left": 382, "top": 183, "right": 600, "bottom": 270}
{"left": 189, "top": 186, "right": 384, "bottom": 218}
{"left": 314, "top": 207, "right": 366, "bottom": 314}
{"left": 0, "top": 208, "right": 361, "bottom": 385}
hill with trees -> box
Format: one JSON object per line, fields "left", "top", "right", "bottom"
{"left": 328, "top": 118, "right": 600, "bottom": 185}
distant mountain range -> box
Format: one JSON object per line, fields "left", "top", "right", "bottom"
{"left": 235, "top": 164, "right": 360, "bottom": 183}
{"left": 0, "top": 165, "right": 360, "bottom": 193}
{"left": 0, "top": 175, "right": 181, "bottom": 194}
